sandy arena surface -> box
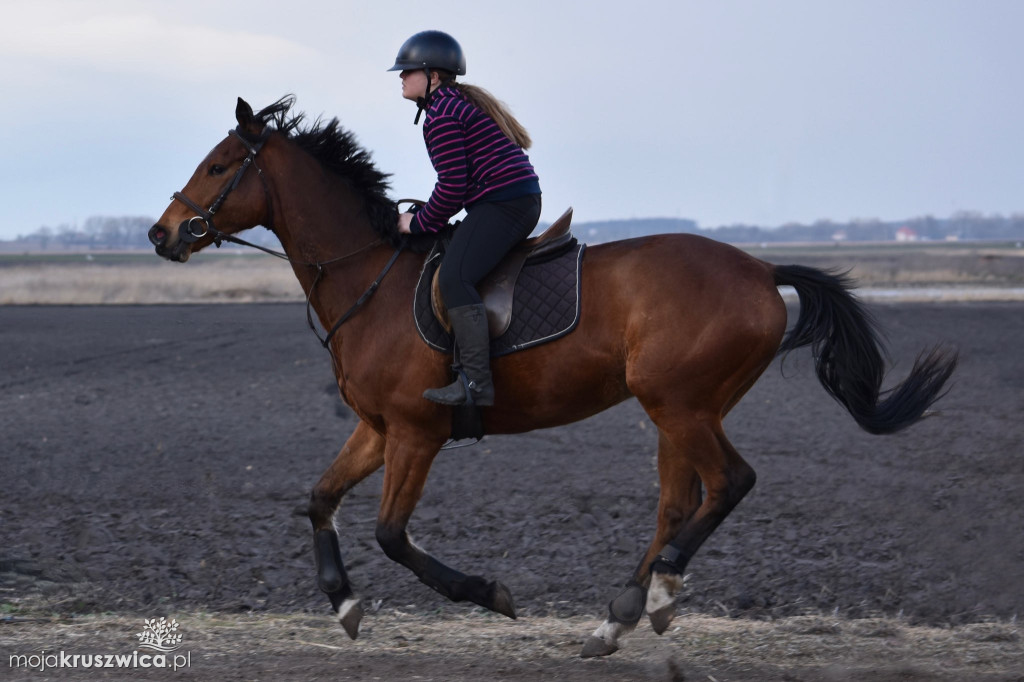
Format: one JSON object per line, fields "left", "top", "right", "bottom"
{"left": 2, "top": 301, "right": 1022, "bottom": 680}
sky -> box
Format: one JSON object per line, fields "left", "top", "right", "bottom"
{"left": 0, "top": 0, "right": 1022, "bottom": 240}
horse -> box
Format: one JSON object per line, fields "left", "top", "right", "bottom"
{"left": 149, "top": 96, "right": 957, "bottom": 658}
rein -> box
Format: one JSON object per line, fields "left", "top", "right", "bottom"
{"left": 170, "top": 126, "right": 406, "bottom": 349}
{"left": 307, "top": 246, "right": 404, "bottom": 348}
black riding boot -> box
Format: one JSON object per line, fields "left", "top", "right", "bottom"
{"left": 423, "top": 304, "right": 495, "bottom": 406}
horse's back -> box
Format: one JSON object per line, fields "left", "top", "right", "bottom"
{"left": 583, "top": 232, "right": 782, "bottom": 317}
{"left": 578, "top": 233, "right": 788, "bottom": 404}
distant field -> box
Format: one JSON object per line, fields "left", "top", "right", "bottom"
{"left": 1, "top": 241, "right": 1023, "bottom": 304}
{"left": 746, "top": 240, "right": 1023, "bottom": 282}
{"left": 0, "top": 251, "right": 301, "bottom": 304}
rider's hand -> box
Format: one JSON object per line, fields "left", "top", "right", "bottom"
{"left": 398, "top": 212, "right": 414, "bottom": 234}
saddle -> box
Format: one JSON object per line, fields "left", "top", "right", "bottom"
{"left": 411, "top": 205, "right": 585, "bottom": 442}
{"left": 431, "top": 207, "right": 576, "bottom": 336}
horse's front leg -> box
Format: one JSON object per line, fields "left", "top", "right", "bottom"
{"left": 308, "top": 420, "right": 385, "bottom": 638}
{"left": 374, "top": 430, "right": 516, "bottom": 618}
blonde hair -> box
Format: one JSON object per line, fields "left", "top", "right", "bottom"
{"left": 436, "top": 76, "right": 532, "bottom": 150}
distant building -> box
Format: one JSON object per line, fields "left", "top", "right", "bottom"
{"left": 895, "top": 226, "right": 919, "bottom": 242}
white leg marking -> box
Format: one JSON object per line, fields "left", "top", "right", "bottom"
{"left": 646, "top": 572, "right": 686, "bottom": 614}
{"left": 337, "top": 596, "right": 362, "bottom": 633}
{"left": 591, "top": 618, "right": 634, "bottom": 648}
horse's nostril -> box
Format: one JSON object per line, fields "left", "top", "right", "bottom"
{"left": 148, "top": 225, "right": 168, "bottom": 247}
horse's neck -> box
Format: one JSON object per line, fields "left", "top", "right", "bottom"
{"left": 268, "top": 156, "right": 387, "bottom": 330}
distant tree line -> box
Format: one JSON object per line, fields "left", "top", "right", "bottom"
{"left": 3, "top": 216, "right": 281, "bottom": 251}
{"left": 4, "top": 211, "right": 1024, "bottom": 250}
{"left": 9, "top": 216, "right": 157, "bottom": 251}
{"left": 580, "top": 211, "right": 1024, "bottom": 244}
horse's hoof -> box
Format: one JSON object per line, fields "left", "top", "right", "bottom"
{"left": 648, "top": 604, "right": 676, "bottom": 635}
{"left": 490, "top": 580, "right": 517, "bottom": 619}
{"left": 581, "top": 635, "right": 618, "bottom": 658}
{"left": 337, "top": 596, "right": 363, "bottom": 640}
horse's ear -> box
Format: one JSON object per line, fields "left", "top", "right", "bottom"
{"left": 235, "top": 97, "right": 255, "bottom": 129}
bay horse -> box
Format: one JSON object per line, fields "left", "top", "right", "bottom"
{"left": 149, "top": 97, "right": 957, "bottom": 658}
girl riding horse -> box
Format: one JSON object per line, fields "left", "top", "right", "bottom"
{"left": 392, "top": 30, "right": 542, "bottom": 407}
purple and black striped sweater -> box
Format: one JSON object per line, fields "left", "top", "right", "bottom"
{"left": 410, "top": 85, "right": 540, "bottom": 235}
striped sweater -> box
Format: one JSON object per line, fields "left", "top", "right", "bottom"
{"left": 410, "top": 85, "right": 540, "bottom": 234}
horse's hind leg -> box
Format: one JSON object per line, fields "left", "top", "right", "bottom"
{"left": 583, "top": 417, "right": 755, "bottom": 657}
{"left": 374, "top": 431, "right": 517, "bottom": 618}
{"left": 581, "top": 429, "right": 705, "bottom": 657}
{"left": 308, "top": 420, "right": 385, "bottom": 638}
{"left": 643, "top": 429, "right": 706, "bottom": 634}
{"left": 646, "top": 420, "right": 755, "bottom": 630}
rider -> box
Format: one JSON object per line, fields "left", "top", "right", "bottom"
{"left": 391, "top": 30, "right": 542, "bottom": 407}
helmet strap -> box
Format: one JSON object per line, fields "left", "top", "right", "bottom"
{"left": 413, "top": 67, "right": 432, "bottom": 124}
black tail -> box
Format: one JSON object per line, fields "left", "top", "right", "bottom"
{"left": 774, "top": 264, "right": 958, "bottom": 435}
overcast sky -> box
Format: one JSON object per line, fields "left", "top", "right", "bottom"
{"left": 1, "top": 0, "right": 1021, "bottom": 240}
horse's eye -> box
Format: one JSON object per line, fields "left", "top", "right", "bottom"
{"left": 210, "top": 164, "right": 227, "bottom": 176}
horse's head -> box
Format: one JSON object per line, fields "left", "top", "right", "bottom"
{"left": 149, "top": 98, "right": 274, "bottom": 262}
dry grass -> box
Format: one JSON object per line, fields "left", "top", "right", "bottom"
{"left": 0, "top": 254, "right": 303, "bottom": 305}
{"left": 2, "top": 610, "right": 1021, "bottom": 680}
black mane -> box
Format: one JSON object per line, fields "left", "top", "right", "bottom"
{"left": 252, "top": 96, "right": 402, "bottom": 246}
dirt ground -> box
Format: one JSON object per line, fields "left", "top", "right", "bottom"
{"left": 2, "top": 301, "right": 1023, "bottom": 680}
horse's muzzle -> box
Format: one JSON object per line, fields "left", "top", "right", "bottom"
{"left": 148, "top": 224, "right": 169, "bottom": 248}
{"left": 148, "top": 223, "right": 191, "bottom": 262}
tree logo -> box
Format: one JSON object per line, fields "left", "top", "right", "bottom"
{"left": 134, "top": 617, "right": 184, "bottom": 652}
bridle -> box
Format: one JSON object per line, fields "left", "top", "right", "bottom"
{"left": 172, "top": 128, "right": 276, "bottom": 248}
{"left": 169, "top": 126, "right": 404, "bottom": 349}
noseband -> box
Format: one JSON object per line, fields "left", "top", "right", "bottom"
{"left": 172, "top": 128, "right": 274, "bottom": 245}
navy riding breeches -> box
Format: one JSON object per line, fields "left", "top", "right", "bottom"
{"left": 437, "top": 193, "right": 542, "bottom": 309}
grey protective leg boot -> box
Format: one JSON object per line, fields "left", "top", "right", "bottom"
{"left": 423, "top": 303, "right": 495, "bottom": 406}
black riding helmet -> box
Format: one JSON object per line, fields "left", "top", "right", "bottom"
{"left": 387, "top": 30, "right": 466, "bottom": 75}
{"left": 388, "top": 30, "right": 466, "bottom": 123}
